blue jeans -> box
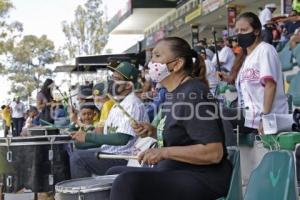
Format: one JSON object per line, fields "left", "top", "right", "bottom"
{"left": 12, "top": 117, "right": 24, "bottom": 137}
{"left": 69, "top": 148, "right": 128, "bottom": 179}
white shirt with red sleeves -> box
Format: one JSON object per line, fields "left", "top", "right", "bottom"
{"left": 236, "top": 42, "right": 288, "bottom": 129}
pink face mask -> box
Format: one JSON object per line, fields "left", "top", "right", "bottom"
{"left": 148, "top": 60, "right": 176, "bottom": 83}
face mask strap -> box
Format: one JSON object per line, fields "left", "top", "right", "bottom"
{"left": 166, "top": 58, "right": 178, "bottom": 73}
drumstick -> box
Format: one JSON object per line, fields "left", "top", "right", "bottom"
{"left": 97, "top": 153, "right": 139, "bottom": 160}
{"left": 40, "top": 119, "right": 55, "bottom": 127}
{"left": 106, "top": 93, "right": 138, "bottom": 125}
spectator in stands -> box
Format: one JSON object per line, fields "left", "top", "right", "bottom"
{"left": 145, "top": 83, "right": 167, "bottom": 122}
{"left": 196, "top": 39, "right": 214, "bottom": 60}
{"left": 70, "top": 62, "right": 149, "bottom": 178}
{"left": 197, "top": 46, "right": 218, "bottom": 95}
{"left": 36, "top": 78, "right": 55, "bottom": 126}
{"left": 21, "top": 106, "right": 40, "bottom": 136}
{"left": 259, "top": 3, "right": 277, "bottom": 44}
{"left": 211, "top": 37, "right": 235, "bottom": 73}
{"left": 289, "top": 27, "right": 300, "bottom": 49}
{"left": 92, "top": 82, "right": 114, "bottom": 133}
{"left": 10, "top": 97, "right": 25, "bottom": 136}
{"left": 1, "top": 105, "right": 11, "bottom": 136}
{"left": 283, "top": 10, "right": 300, "bottom": 39}
{"left": 220, "top": 12, "right": 288, "bottom": 136}
{"left": 108, "top": 37, "right": 231, "bottom": 200}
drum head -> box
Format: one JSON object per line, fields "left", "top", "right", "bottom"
{"left": 55, "top": 175, "right": 118, "bottom": 194}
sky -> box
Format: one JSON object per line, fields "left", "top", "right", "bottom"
{"left": 1, "top": 0, "right": 139, "bottom": 104}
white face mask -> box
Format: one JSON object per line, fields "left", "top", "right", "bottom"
{"left": 95, "top": 102, "right": 103, "bottom": 111}
{"left": 148, "top": 61, "right": 174, "bottom": 83}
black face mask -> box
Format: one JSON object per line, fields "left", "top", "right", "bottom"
{"left": 216, "top": 45, "right": 222, "bottom": 51}
{"left": 237, "top": 32, "right": 257, "bottom": 48}
{"left": 107, "top": 79, "right": 125, "bottom": 96}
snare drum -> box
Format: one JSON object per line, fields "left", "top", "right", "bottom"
{"left": 27, "top": 126, "right": 60, "bottom": 136}
{"left": 0, "top": 135, "right": 71, "bottom": 193}
{"left": 55, "top": 175, "right": 118, "bottom": 200}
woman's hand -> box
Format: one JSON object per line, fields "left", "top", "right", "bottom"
{"left": 138, "top": 148, "right": 168, "bottom": 165}
{"left": 131, "top": 122, "right": 156, "bottom": 138}
{"left": 258, "top": 120, "right": 264, "bottom": 135}
{"left": 71, "top": 130, "right": 86, "bottom": 143}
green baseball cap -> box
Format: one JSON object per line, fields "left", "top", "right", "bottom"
{"left": 107, "top": 61, "right": 139, "bottom": 83}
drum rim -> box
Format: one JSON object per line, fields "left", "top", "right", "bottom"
{"left": 28, "top": 126, "right": 59, "bottom": 130}
{"left": 55, "top": 175, "right": 118, "bottom": 194}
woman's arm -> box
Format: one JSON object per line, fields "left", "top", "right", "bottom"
{"left": 263, "top": 79, "right": 276, "bottom": 114}
{"left": 139, "top": 142, "right": 223, "bottom": 165}
{"left": 36, "top": 100, "right": 46, "bottom": 111}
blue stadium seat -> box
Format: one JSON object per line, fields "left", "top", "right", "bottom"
{"left": 217, "top": 147, "right": 243, "bottom": 200}
{"left": 287, "top": 72, "right": 300, "bottom": 106}
{"left": 292, "top": 43, "right": 300, "bottom": 67}
{"left": 279, "top": 43, "right": 295, "bottom": 72}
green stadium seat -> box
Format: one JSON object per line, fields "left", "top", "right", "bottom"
{"left": 287, "top": 72, "right": 300, "bottom": 106}
{"left": 279, "top": 43, "right": 294, "bottom": 72}
{"left": 217, "top": 147, "right": 243, "bottom": 200}
{"left": 244, "top": 151, "right": 298, "bottom": 200}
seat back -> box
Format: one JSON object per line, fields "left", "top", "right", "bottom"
{"left": 279, "top": 43, "right": 294, "bottom": 72}
{"left": 288, "top": 72, "right": 300, "bottom": 106}
{"left": 244, "top": 151, "right": 298, "bottom": 200}
{"left": 217, "top": 147, "right": 243, "bottom": 200}
{"left": 292, "top": 43, "right": 300, "bottom": 67}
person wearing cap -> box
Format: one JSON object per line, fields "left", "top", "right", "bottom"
{"left": 197, "top": 47, "right": 219, "bottom": 95}
{"left": 70, "top": 61, "right": 149, "bottom": 178}
{"left": 259, "top": 3, "right": 277, "bottom": 44}
{"left": 92, "top": 82, "right": 114, "bottom": 133}
{"left": 211, "top": 37, "right": 235, "bottom": 73}
{"left": 69, "top": 84, "right": 94, "bottom": 125}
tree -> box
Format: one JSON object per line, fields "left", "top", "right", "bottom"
{"left": 60, "top": 0, "right": 108, "bottom": 62}
{"left": 0, "top": 0, "right": 23, "bottom": 55}
{"left": 7, "top": 35, "right": 56, "bottom": 97}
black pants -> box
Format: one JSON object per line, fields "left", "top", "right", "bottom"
{"left": 12, "top": 117, "right": 24, "bottom": 137}
{"left": 107, "top": 166, "right": 227, "bottom": 200}
{"left": 69, "top": 149, "right": 128, "bottom": 179}
{"left": 221, "top": 108, "right": 256, "bottom": 146}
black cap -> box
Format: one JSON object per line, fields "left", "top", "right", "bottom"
{"left": 78, "top": 85, "right": 93, "bottom": 99}
{"left": 80, "top": 102, "right": 96, "bottom": 111}
{"left": 194, "top": 46, "right": 206, "bottom": 55}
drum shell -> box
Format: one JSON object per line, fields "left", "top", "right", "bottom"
{"left": 55, "top": 190, "right": 110, "bottom": 200}
{"left": 55, "top": 175, "right": 117, "bottom": 200}
{"left": 0, "top": 136, "right": 71, "bottom": 193}
{"left": 27, "top": 127, "right": 60, "bottom": 136}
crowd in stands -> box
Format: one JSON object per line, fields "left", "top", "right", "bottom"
{"left": 0, "top": 4, "right": 300, "bottom": 199}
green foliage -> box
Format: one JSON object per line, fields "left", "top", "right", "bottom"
{"left": 0, "top": 0, "right": 57, "bottom": 98}
{"left": 60, "top": 0, "right": 108, "bottom": 61}
{"left": 7, "top": 35, "right": 55, "bottom": 97}
{"left": 0, "top": 0, "right": 23, "bottom": 55}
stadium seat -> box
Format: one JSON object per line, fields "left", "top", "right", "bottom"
{"left": 217, "top": 147, "right": 243, "bottom": 200}
{"left": 287, "top": 72, "right": 300, "bottom": 106}
{"left": 292, "top": 43, "right": 300, "bottom": 67}
{"left": 244, "top": 151, "right": 298, "bottom": 200}
{"left": 278, "top": 43, "right": 295, "bottom": 72}
{"left": 286, "top": 74, "right": 296, "bottom": 84}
